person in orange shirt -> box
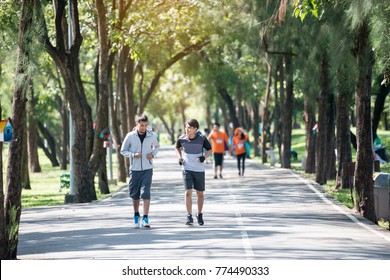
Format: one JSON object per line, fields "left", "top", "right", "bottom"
{"left": 207, "top": 122, "right": 231, "bottom": 179}
{"left": 232, "top": 127, "right": 249, "bottom": 176}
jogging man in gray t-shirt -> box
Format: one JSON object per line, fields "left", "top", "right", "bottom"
{"left": 176, "top": 119, "right": 212, "bottom": 226}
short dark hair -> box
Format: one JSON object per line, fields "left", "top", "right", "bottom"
{"left": 186, "top": 119, "right": 199, "bottom": 129}
{"left": 137, "top": 114, "right": 148, "bottom": 123}
{"left": 213, "top": 122, "right": 220, "bottom": 127}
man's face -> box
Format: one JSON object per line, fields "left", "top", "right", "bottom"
{"left": 213, "top": 125, "right": 219, "bottom": 132}
{"left": 137, "top": 121, "right": 148, "bottom": 134}
{"left": 185, "top": 124, "right": 196, "bottom": 136}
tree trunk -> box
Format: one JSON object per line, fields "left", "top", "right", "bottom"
{"left": 55, "top": 90, "right": 69, "bottom": 170}
{"left": 0, "top": 106, "right": 7, "bottom": 259}
{"left": 36, "top": 121, "right": 59, "bottom": 167}
{"left": 27, "top": 82, "right": 41, "bottom": 172}
{"left": 325, "top": 86, "right": 336, "bottom": 180}
{"left": 236, "top": 88, "right": 244, "bottom": 127}
{"left": 116, "top": 46, "right": 129, "bottom": 138}
{"left": 110, "top": 57, "right": 127, "bottom": 182}
{"left": 372, "top": 74, "right": 390, "bottom": 140}
{"left": 89, "top": 0, "right": 111, "bottom": 195}
{"left": 303, "top": 99, "right": 316, "bottom": 173}
{"left": 220, "top": 101, "right": 230, "bottom": 133}
{"left": 261, "top": 60, "right": 272, "bottom": 163}
{"left": 354, "top": 20, "right": 376, "bottom": 223}
{"left": 316, "top": 53, "right": 330, "bottom": 185}
{"left": 205, "top": 102, "right": 212, "bottom": 131}
{"left": 217, "top": 86, "right": 240, "bottom": 129}
{"left": 110, "top": 46, "right": 128, "bottom": 182}
{"left": 35, "top": 0, "right": 96, "bottom": 203}
{"left": 98, "top": 159, "right": 110, "bottom": 194}
{"left": 52, "top": 74, "right": 69, "bottom": 170}
{"left": 274, "top": 59, "right": 283, "bottom": 154}
{"left": 335, "top": 75, "right": 353, "bottom": 189}
{"left": 280, "top": 53, "right": 293, "bottom": 168}
{"left": 22, "top": 121, "right": 31, "bottom": 190}
{"left": 252, "top": 97, "right": 260, "bottom": 157}
{"left": 5, "top": 0, "right": 34, "bottom": 259}
{"left": 270, "top": 67, "right": 280, "bottom": 151}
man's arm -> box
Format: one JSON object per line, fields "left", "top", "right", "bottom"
{"left": 224, "top": 133, "right": 233, "bottom": 152}
{"left": 204, "top": 149, "right": 212, "bottom": 159}
{"left": 151, "top": 134, "right": 160, "bottom": 157}
{"left": 120, "top": 133, "right": 132, "bottom": 158}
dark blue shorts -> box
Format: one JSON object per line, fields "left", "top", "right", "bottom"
{"left": 128, "top": 169, "right": 153, "bottom": 200}
{"left": 183, "top": 170, "right": 205, "bottom": 192}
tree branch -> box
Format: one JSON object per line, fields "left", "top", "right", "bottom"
{"left": 141, "top": 40, "right": 210, "bottom": 110}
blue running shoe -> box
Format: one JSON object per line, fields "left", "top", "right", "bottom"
{"left": 134, "top": 215, "right": 140, "bottom": 229}
{"left": 142, "top": 216, "right": 150, "bottom": 228}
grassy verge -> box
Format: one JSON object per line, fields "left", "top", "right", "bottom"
{"left": 2, "top": 148, "right": 123, "bottom": 209}
{"left": 254, "top": 128, "right": 390, "bottom": 231}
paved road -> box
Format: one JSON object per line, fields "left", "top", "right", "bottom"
{"left": 17, "top": 145, "right": 390, "bottom": 260}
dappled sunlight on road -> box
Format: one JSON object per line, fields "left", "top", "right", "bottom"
{"left": 17, "top": 145, "right": 390, "bottom": 260}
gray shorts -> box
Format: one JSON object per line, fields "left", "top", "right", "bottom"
{"left": 128, "top": 169, "right": 153, "bottom": 200}
{"left": 183, "top": 170, "right": 205, "bottom": 191}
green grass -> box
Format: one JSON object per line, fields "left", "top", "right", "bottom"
{"left": 2, "top": 148, "right": 122, "bottom": 209}
{"left": 254, "top": 128, "right": 390, "bottom": 230}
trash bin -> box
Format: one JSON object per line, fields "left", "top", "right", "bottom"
{"left": 60, "top": 173, "right": 70, "bottom": 191}
{"left": 373, "top": 172, "right": 390, "bottom": 220}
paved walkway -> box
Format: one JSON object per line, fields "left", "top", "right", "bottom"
{"left": 17, "top": 145, "right": 390, "bottom": 260}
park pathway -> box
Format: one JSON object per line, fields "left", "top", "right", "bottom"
{"left": 16, "top": 145, "right": 390, "bottom": 260}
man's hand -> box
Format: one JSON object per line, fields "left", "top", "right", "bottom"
{"left": 179, "top": 158, "right": 184, "bottom": 165}
{"left": 134, "top": 152, "right": 142, "bottom": 158}
{"left": 146, "top": 153, "right": 154, "bottom": 160}
{"left": 197, "top": 156, "right": 205, "bottom": 163}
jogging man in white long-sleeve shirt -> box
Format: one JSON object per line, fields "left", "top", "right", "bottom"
{"left": 120, "top": 114, "right": 160, "bottom": 229}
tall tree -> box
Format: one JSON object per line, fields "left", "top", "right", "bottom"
{"left": 4, "top": 0, "right": 34, "bottom": 259}
{"left": 352, "top": 18, "right": 376, "bottom": 222}
{"left": 316, "top": 53, "right": 331, "bottom": 185}
{"left": 91, "top": 0, "right": 111, "bottom": 194}
{"left": 335, "top": 66, "right": 354, "bottom": 189}
{"left": 35, "top": 0, "right": 96, "bottom": 202}
{"left": 293, "top": 0, "right": 379, "bottom": 223}
{"left": 0, "top": 0, "right": 19, "bottom": 259}
{"left": 0, "top": 103, "right": 6, "bottom": 259}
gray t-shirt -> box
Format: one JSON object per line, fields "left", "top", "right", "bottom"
{"left": 176, "top": 134, "right": 211, "bottom": 172}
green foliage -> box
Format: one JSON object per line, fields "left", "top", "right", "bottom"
{"left": 0, "top": 1, "right": 19, "bottom": 118}
{"left": 112, "top": 0, "right": 207, "bottom": 64}
{"left": 370, "top": 3, "right": 390, "bottom": 85}
{"left": 292, "top": 0, "right": 323, "bottom": 21}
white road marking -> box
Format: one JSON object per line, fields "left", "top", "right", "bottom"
{"left": 229, "top": 189, "right": 255, "bottom": 259}
{"left": 291, "top": 171, "right": 390, "bottom": 243}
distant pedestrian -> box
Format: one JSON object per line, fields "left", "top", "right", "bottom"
{"left": 120, "top": 114, "right": 160, "bottom": 229}
{"left": 207, "top": 122, "right": 231, "bottom": 179}
{"left": 232, "top": 127, "right": 249, "bottom": 176}
{"left": 176, "top": 119, "right": 212, "bottom": 226}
